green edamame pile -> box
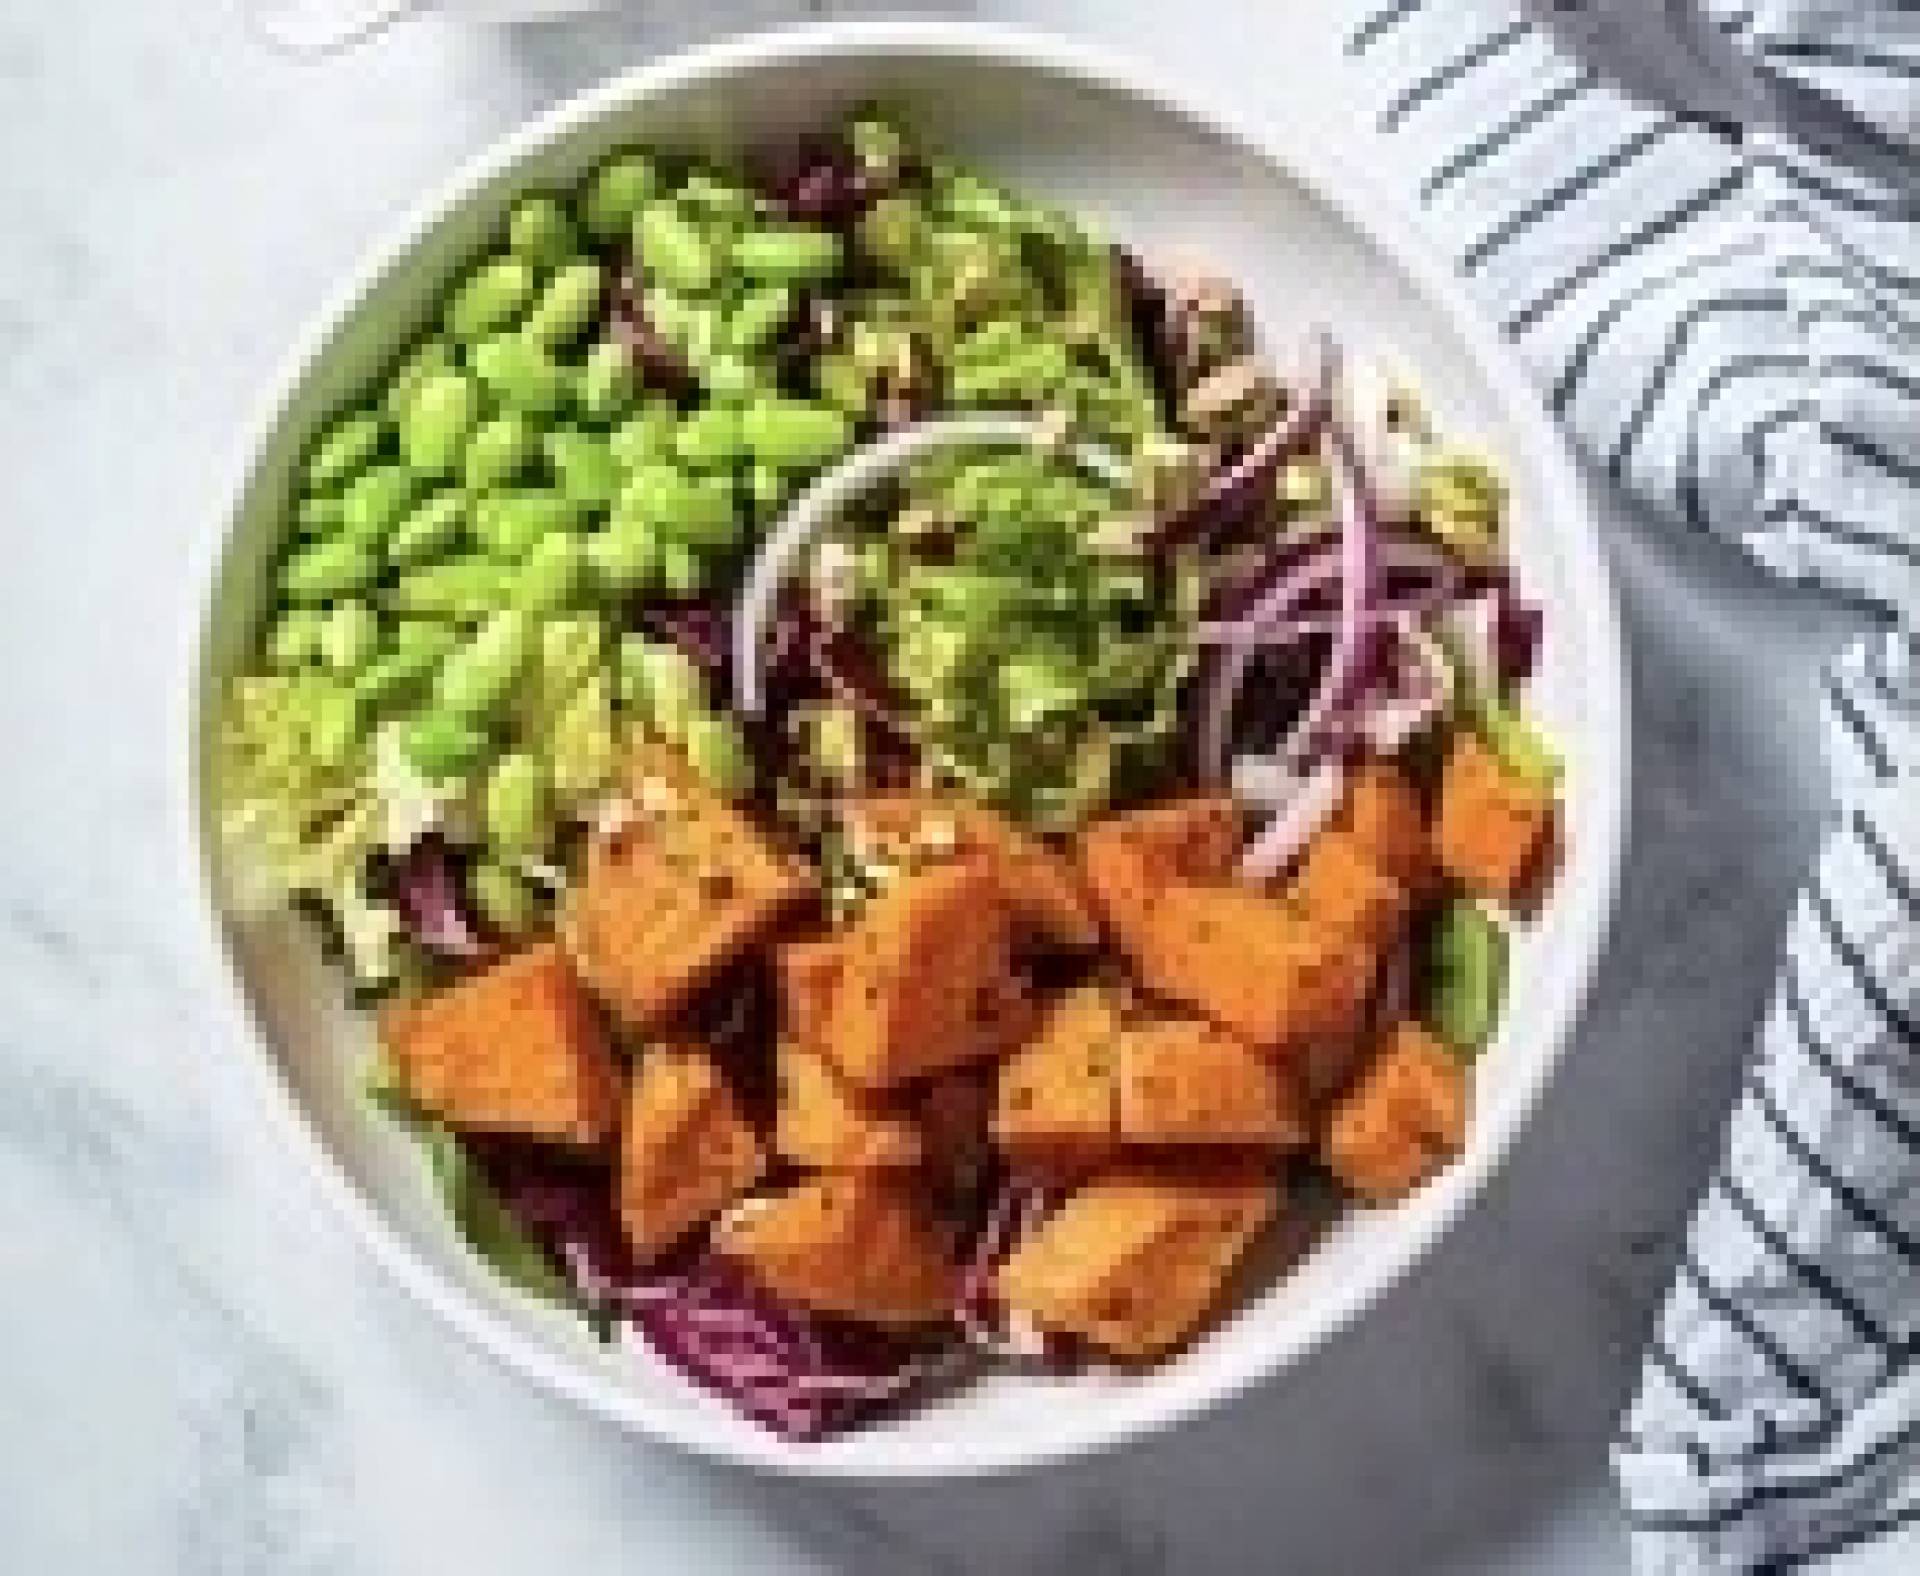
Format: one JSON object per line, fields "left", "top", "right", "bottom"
{"left": 216, "top": 113, "right": 1176, "bottom": 993}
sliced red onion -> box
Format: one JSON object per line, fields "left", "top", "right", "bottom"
{"left": 1355, "top": 623, "right": 1453, "bottom": 755}
{"left": 1198, "top": 425, "right": 1381, "bottom": 784}
{"left": 1153, "top": 329, "right": 1338, "bottom": 551}
{"left": 1196, "top": 537, "right": 1462, "bottom": 649}
{"left": 1238, "top": 756, "right": 1346, "bottom": 882}
{"left": 955, "top": 1176, "right": 1062, "bottom": 1360}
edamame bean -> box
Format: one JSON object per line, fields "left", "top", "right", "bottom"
{"left": 543, "top": 429, "right": 621, "bottom": 508}
{"left": 697, "top": 354, "right": 758, "bottom": 406}
{"left": 390, "top": 619, "right": 458, "bottom": 664}
{"left": 282, "top": 537, "right": 377, "bottom": 602}
{"left": 304, "top": 411, "right": 385, "bottom": 491}
{"left": 387, "top": 559, "right": 514, "bottom": 621}
{"left": 746, "top": 462, "right": 787, "bottom": 520}
{"left": 524, "top": 260, "right": 603, "bottom": 349}
{"left": 506, "top": 194, "right": 578, "bottom": 271}
{"left": 339, "top": 464, "right": 420, "bottom": 544}
{"left": 483, "top": 752, "right": 549, "bottom": 858}
{"left": 583, "top": 522, "right": 660, "bottom": 593}
{"left": 353, "top": 624, "right": 452, "bottom": 709}
{"left": 856, "top": 196, "right": 927, "bottom": 277}
{"left": 637, "top": 203, "right": 717, "bottom": 295}
{"left": 387, "top": 491, "right": 466, "bottom": 569}
{"left": 726, "top": 286, "right": 795, "bottom": 355}
{"left": 609, "top": 403, "right": 677, "bottom": 469}
{"left": 682, "top": 710, "right": 754, "bottom": 798}
{"left": 473, "top": 489, "right": 583, "bottom": 561}
{"left": 660, "top": 541, "right": 707, "bottom": 596}
{"left": 472, "top": 333, "right": 567, "bottom": 416}
{"left": 615, "top": 463, "right": 737, "bottom": 547}
{"left": 617, "top": 636, "right": 702, "bottom": 737}
{"left": 537, "top": 614, "right": 605, "bottom": 696}
{"left": 740, "top": 396, "right": 852, "bottom": 472}
{"left": 671, "top": 404, "right": 742, "bottom": 472}
{"left": 319, "top": 601, "right": 382, "bottom": 675}
{"left": 400, "top": 371, "right": 479, "bottom": 478}
{"left": 446, "top": 257, "right": 536, "bottom": 342}
{"left": 513, "top": 530, "right": 583, "bottom": 613}
{"left": 732, "top": 226, "right": 842, "bottom": 284}
{"left": 266, "top": 608, "right": 329, "bottom": 669}
{"left": 582, "top": 153, "right": 658, "bottom": 242}
{"left": 295, "top": 494, "right": 345, "bottom": 536}
{"left": 676, "top": 172, "right": 755, "bottom": 227}
{"left": 470, "top": 861, "right": 542, "bottom": 935}
{"left": 463, "top": 412, "right": 537, "bottom": 493}
{"left": 401, "top": 711, "right": 490, "bottom": 780}
{"left": 433, "top": 608, "right": 534, "bottom": 717}
{"left": 384, "top": 339, "right": 457, "bottom": 426}
{"left": 574, "top": 338, "right": 635, "bottom": 424}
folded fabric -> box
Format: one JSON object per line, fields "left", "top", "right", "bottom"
{"left": 1345, "top": 3, "right": 1919, "bottom": 1570}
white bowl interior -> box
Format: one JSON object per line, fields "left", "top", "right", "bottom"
{"left": 190, "top": 31, "right": 1624, "bottom": 1475}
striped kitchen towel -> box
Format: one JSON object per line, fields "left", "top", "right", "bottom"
{"left": 1345, "top": 3, "right": 1920, "bottom": 1571}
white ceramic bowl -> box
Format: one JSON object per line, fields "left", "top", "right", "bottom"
{"left": 178, "top": 20, "right": 1627, "bottom": 1477}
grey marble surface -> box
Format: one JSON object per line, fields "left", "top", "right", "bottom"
{"left": 0, "top": 2, "right": 1886, "bottom": 1571}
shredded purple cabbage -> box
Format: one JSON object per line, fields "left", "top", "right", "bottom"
{"left": 386, "top": 836, "right": 490, "bottom": 960}
{"left": 467, "top": 1135, "right": 943, "bottom": 1440}
{"left": 750, "top": 133, "right": 901, "bottom": 228}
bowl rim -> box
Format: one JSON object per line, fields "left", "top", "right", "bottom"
{"left": 173, "top": 17, "right": 1629, "bottom": 1478}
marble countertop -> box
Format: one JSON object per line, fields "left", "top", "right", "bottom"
{"left": 0, "top": 2, "right": 1885, "bottom": 1571}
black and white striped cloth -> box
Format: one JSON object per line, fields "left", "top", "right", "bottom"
{"left": 1345, "top": 3, "right": 1919, "bottom": 1570}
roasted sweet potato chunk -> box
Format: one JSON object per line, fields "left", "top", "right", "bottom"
{"left": 997, "top": 1161, "right": 1276, "bottom": 1359}
{"left": 994, "top": 987, "right": 1126, "bottom": 1162}
{"left": 774, "top": 1042, "right": 921, "bottom": 1170}
{"left": 1435, "top": 735, "right": 1556, "bottom": 903}
{"left": 824, "top": 858, "right": 1021, "bottom": 1089}
{"left": 620, "top": 1044, "right": 765, "bottom": 1259}
{"left": 1133, "top": 884, "right": 1373, "bottom": 1054}
{"left": 996, "top": 988, "right": 1306, "bottom": 1160}
{"left": 848, "top": 795, "right": 1101, "bottom": 950}
{"left": 381, "top": 942, "right": 618, "bottom": 1146}
{"left": 777, "top": 938, "right": 845, "bottom": 1053}
{"left": 563, "top": 740, "right": 811, "bottom": 1030}
{"left": 1079, "top": 796, "right": 1242, "bottom": 950}
{"left": 1323, "top": 1021, "right": 1468, "bottom": 1202}
{"left": 1336, "top": 759, "right": 1435, "bottom": 898}
{"left": 715, "top": 1172, "right": 957, "bottom": 1326}
{"left": 1118, "top": 1019, "right": 1309, "bottom": 1150}
{"left": 1286, "top": 831, "right": 1410, "bottom": 950}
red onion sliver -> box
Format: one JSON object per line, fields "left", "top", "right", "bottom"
{"left": 1239, "top": 756, "right": 1346, "bottom": 881}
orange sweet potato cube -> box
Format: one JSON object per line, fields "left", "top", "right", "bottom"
{"left": 1323, "top": 1021, "right": 1468, "bottom": 1202}
{"left": 714, "top": 1172, "right": 957, "bottom": 1326}
{"left": 563, "top": 741, "right": 812, "bottom": 1030}
{"left": 824, "top": 858, "right": 1020, "bottom": 1089}
{"left": 1079, "top": 796, "right": 1243, "bottom": 951}
{"left": 1134, "top": 884, "right": 1373, "bottom": 1054}
{"left": 777, "top": 938, "right": 846, "bottom": 1053}
{"left": 381, "top": 942, "right": 618, "bottom": 1147}
{"left": 619, "top": 1044, "right": 765, "bottom": 1259}
{"left": 1336, "top": 759, "right": 1436, "bottom": 899}
{"left": 994, "top": 987, "right": 1126, "bottom": 1162}
{"left": 774, "top": 1041, "right": 921, "bottom": 1170}
{"left": 1435, "top": 735, "right": 1556, "bottom": 903}
{"left": 848, "top": 795, "right": 1101, "bottom": 950}
{"left": 1286, "top": 831, "right": 1410, "bottom": 950}
{"left": 1118, "top": 1018, "right": 1309, "bottom": 1150}
{"left": 996, "top": 1161, "right": 1276, "bottom": 1359}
